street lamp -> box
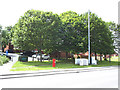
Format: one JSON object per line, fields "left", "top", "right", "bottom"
{"left": 88, "top": 10, "right": 91, "bottom": 64}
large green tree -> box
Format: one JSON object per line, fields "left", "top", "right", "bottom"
{"left": 100, "top": 22, "right": 114, "bottom": 60}
{"left": 11, "top": 10, "right": 116, "bottom": 62}
{"left": 1, "top": 26, "right": 13, "bottom": 47}
{"left": 117, "top": 25, "right": 120, "bottom": 56}
{"left": 107, "top": 22, "right": 119, "bottom": 53}
{"left": 80, "top": 12, "right": 115, "bottom": 61}
{"left": 11, "top": 10, "right": 62, "bottom": 62}
{"left": 59, "top": 11, "right": 88, "bottom": 60}
{"left": 0, "top": 25, "right": 2, "bottom": 50}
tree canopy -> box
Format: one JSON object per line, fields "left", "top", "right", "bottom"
{"left": 59, "top": 11, "right": 88, "bottom": 54}
{"left": 10, "top": 10, "right": 116, "bottom": 61}
{"left": 0, "top": 26, "right": 12, "bottom": 46}
{"left": 11, "top": 10, "right": 62, "bottom": 61}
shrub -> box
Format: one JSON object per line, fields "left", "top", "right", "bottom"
{"left": 0, "top": 59, "right": 3, "bottom": 66}
{"left": 0, "top": 55, "right": 10, "bottom": 66}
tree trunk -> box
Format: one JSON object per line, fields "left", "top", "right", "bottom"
{"left": 40, "top": 49, "right": 42, "bottom": 62}
{"left": 72, "top": 55, "right": 75, "bottom": 64}
{"left": 109, "top": 54, "right": 111, "bottom": 62}
{"left": 59, "top": 52, "right": 61, "bottom": 60}
{"left": 58, "top": 51, "right": 60, "bottom": 60}
{"left": 100, "top": 53, "right": 102, "bottom": 61}
{"left": 40, "top": 35, "right": 42, "bottom": 62}
{"left": 66, "top": 51, "right": 68, "bottom": 61}
{"left": 104, "top": 54, "right": 107, "bottom": 61}
{"left": 95, "top": 52, "right": 97, "bottom": 60}
{"left": 37, "top": 57, "right": 39, "bottom": 62}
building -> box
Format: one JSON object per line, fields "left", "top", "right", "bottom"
{"left": 50, "top": 51, "right": 72, "bottom": 58}
{"left": 4, "top": 42, "right": 14, "bottom": 53}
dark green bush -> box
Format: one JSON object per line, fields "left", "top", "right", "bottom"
{"left": 0, "top": 55, "right": 10, "bottom": 66}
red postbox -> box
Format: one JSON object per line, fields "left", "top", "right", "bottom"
{"left": 52, "top": 59, "right": 56, "bottom": 67}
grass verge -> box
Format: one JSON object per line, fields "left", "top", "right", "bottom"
{"left": 11, "top": 59, "right": 120, "bottom": 71}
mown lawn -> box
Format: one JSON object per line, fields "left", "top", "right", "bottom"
{"left": 11, "top": 58, "right": 120, "bottom": 71}
{"left": 107, "top": 56, "right": 119, "bottom": 61}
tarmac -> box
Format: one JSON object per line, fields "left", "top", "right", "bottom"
{"left": 0, "top": 53, "right": 118, "bottom": 80}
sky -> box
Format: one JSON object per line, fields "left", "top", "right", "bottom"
{"left": 0, "top": 0, "right": 119, "bottom": 29}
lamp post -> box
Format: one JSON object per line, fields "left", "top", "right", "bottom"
{"left": 88, "top": 10, "right": 91, "bottom": 64}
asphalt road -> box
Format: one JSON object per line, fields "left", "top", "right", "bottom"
{"left": 0, "top": 67, "right": 118, "bottom": 88}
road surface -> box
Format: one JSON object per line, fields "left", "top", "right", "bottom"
{"left": 0, "top": 67, "right": 118, "bottom": 88}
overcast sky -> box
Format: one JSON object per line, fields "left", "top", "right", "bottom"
{"left": 0, "top": 0, "right": 119, "bottom": 29}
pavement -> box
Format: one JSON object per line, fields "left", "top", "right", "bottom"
{"left": 0, "top": 53, "right": 119, "bottom": 80}
{"left": 0, "top": 53, "right": 19, "bottom": 74}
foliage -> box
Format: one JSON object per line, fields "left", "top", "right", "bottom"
{"left": 106, "top": 22, "right": 119, "bottom": 54}
{"left": 11, "top": 10, "right": 62, "bottom": 62}
{"left": 80, "top": 12, "right": 115, "bottom": 56}
{"left": 0, "top": 55, "right": 10, "bottom": 65}
{"left": 1, "top": 30, "right": 9, "bottom": 46}
{"left": 12, "top": 10, "right": 61, "bottom": 51}
{"left": 6, "top": 26, "right": 13, "bottom": 42}
{"left": 59, "top": 11, "right": 88, "bottom": 54}
{"left": 0, "top": 25, "right": 2, "bottom": 49}
{"left": 5, "top": 26, "right": 12, "bottom": 31}
{"left": 10, "top": 10, "right": 116, "bottom": 62}
{"left": 0, "top": 25, "right": 2, "bottom": 31}
{"left": 0, "top": 26, "right": 13, "bottom": 47}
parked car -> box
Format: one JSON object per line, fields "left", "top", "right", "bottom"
{"left": 21, "top": 51, "right": 35, "bottom": 57}
{"left": 32, "top": 54, "right": 50, "bottom": 60}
